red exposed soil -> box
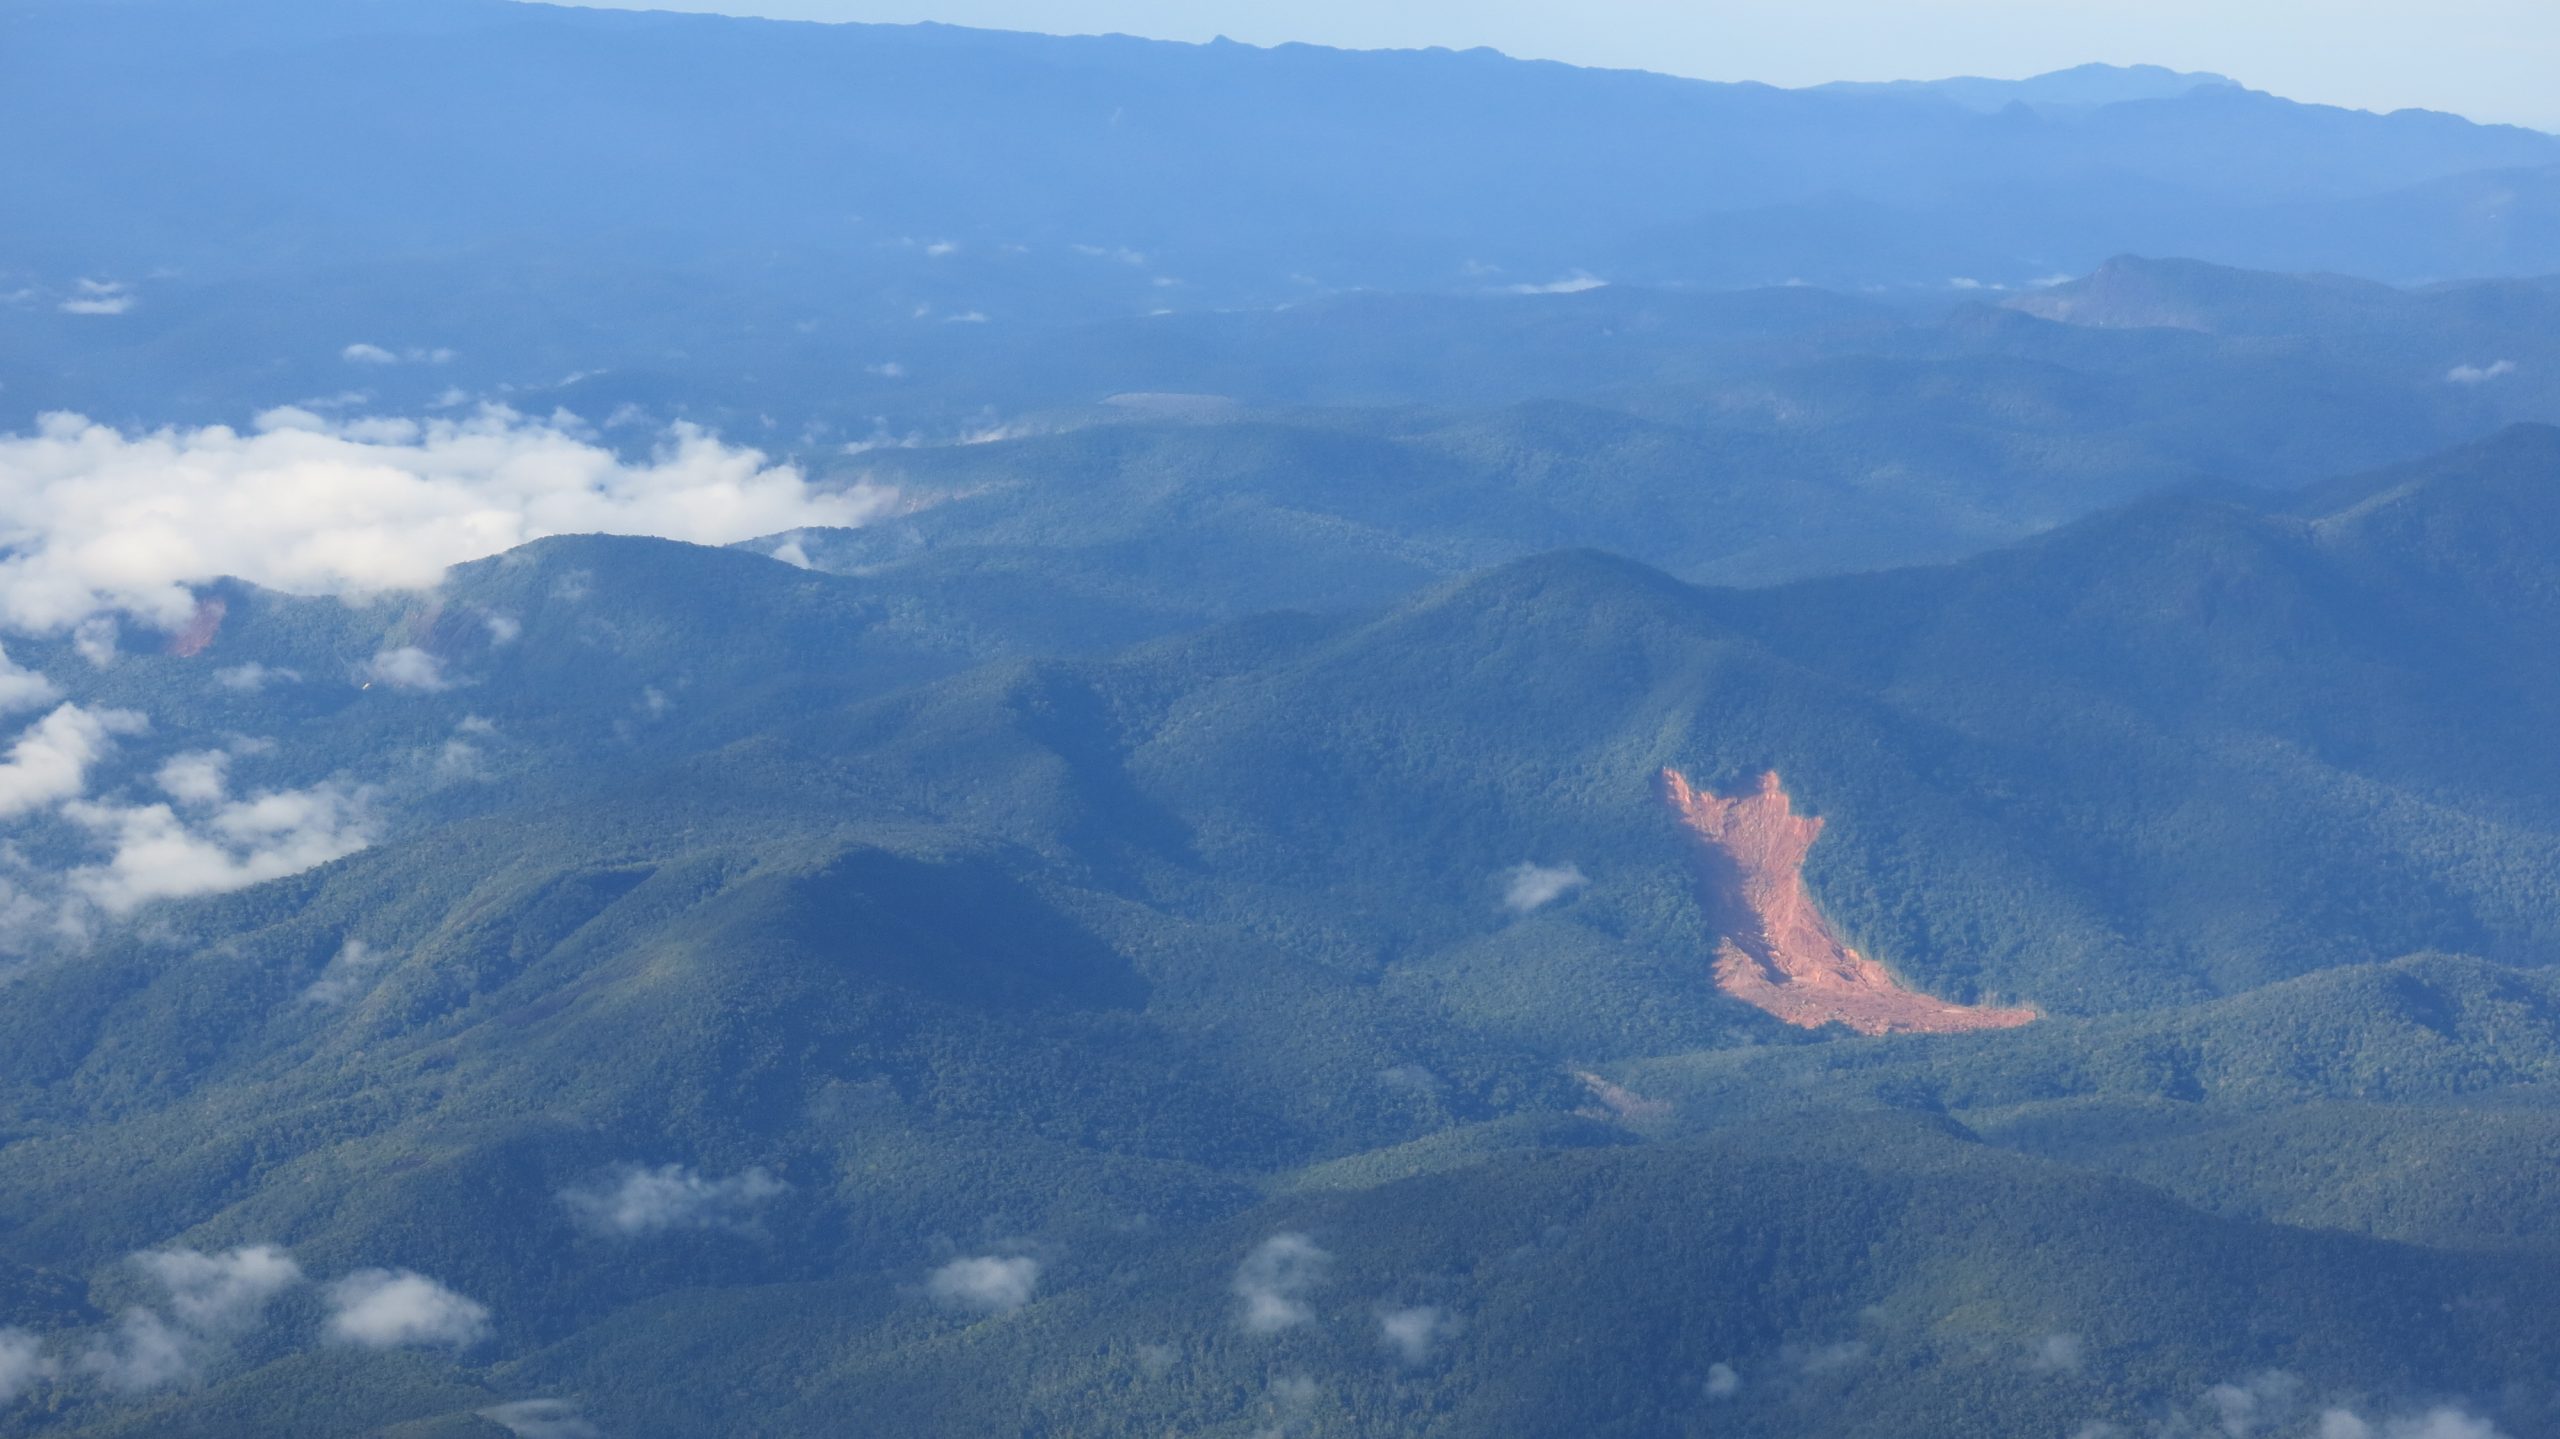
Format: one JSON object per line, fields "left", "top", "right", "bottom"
{"left": 165, "top": 596, "right": 227, "bottom": 658}
{"left": 1662, "top": 768, "right": 2036, "bottom": 1036}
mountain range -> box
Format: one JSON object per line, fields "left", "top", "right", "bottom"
{"left": 1, "top": 417, "right": 2559, "bottom": 1434}
{"left": 6, "top": 2, "right": 2560, "bottom": 1434}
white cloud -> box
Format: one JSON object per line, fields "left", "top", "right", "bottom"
{"left": 1234, "top": 1233, "right": 1330, "bottom": 1334}
{"left": 2029, "top": 1332, "right": 2085, "bottom": 1372}
{"left": 481, "top": 1400, "right": 603, "bottom": 1439}
{"left": 344, "top": 344, "right": 456, "bottom": 367}
{"left": 2447, "top": 360, "right": 2517, "bottom": 384}
{"left": 1499, "top": 860, "right": 1587, "bottom": 913}
{"left": 59, "top": 280, "right": 134, "bottom": 316}
{"left": 156, "top": 750, "right": 231, "bottom": 805}
{"left": 71, "top": 617, "right": 116, "bottom": 667}
{"left": 65, "top": 779, "right": 379, "bottom": 913}
{"left": 0, "top": 644, "right": 59, "bottom": 714}
{"left": 132, "top": 1245, "right": 304, "bottom": 1332}
{"left": 944, "top": 311, "right": 991, "bottom": 324}
{"left": 926, "top": 1255, "right": 1041, "bottom": 1317}
{"left": 2319, "top": 1411, "right": 2512, "bottom": 1439}
{"left": 1377, "top": 1305, "right": 1450, "bottom": 1364}
{"left": 865, "top": 361, "right": 907, "bottom": 379}
{"left": 1503, "top": 272, "right": 1607, "bottom": 295}
{"left": 81, "top": 1245, "right": 304, "bottom": 1392}
{"left": 0, "top": 408, "right": 893, "bottom": 635}
{"left": 324, "top": 1270, "right": 490, "bottom": 1349}
{"left": 80, "top": 1311, "right": 195, "bottom": 1392}
{"left": 1704, "top": 1362, "right": 1741, "bottom": 1398}
{"left": 560, "top": 1163, "right": 788, "bottom": 1238}
{"left": 214, "top": 662, "right": 299, "bottom": 692}
{"left": 362, "top": 646, "right": 449, "bottom": 693}
{"left": 2114, "top": 1379, "right": 2515, "bottom": 1439}
{"left": 435, "top": 737, "right": 486, "bottom": 780}
{"left": 1071, "top": 243, "right": 1149, "bottom": 266}
{"left": 0, "top": 1328, "right": 53, "bottom": 1403}
{"left": 0, "top": 703, "right": 145, "bottom": 818}
{"left": 302, "top": 937, "right": 390, "bottom": 1006}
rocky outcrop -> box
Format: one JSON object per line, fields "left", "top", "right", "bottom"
{"left": 1663, "top": 768, "right": 2036, "bottom": 1036}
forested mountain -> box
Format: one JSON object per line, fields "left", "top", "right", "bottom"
{"left": 6, "top": 1, "right": 2560, "bottom": 1433}
{"left": 0, "top": 423, "right": 2558, "bottom": 1434}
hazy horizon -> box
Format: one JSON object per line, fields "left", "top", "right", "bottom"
{"left": 535, "top": 0, "right": 2560, "bottom": 132}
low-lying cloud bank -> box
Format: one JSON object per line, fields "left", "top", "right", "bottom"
{"left": 0, "top": 703, "right": 380, "bottom": 942}
{"left": 0, "top": 408, "right": 890, "bottom": 635}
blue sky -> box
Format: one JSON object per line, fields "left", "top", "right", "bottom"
{"left": 552, "top": 0, "right": 2560, "bottom": 131}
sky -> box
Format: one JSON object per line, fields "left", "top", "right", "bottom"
{"left": 549, "top": 0, "right": 2560, "bottom": 131}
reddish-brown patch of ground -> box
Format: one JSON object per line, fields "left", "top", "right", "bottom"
{"left": 1662, "top": 768, "right": 2036, "bottom": 1036}
{"left": 165, "top": 596, "right": 227, "bottom": 658}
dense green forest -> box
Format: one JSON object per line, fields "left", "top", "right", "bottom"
{"left": 0, "top": 419, "right": 2558, "bottom": 1434}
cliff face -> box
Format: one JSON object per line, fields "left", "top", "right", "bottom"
{"left": 1663, "top": 769, "right": 2037, "bottom": 1036}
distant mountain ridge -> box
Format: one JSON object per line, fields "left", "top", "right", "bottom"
{"left": 3, "top": 0, "right": 2554, "bottom": 300}
{"left": 1814, "top": 62, "right": 2244, "bottom": 113}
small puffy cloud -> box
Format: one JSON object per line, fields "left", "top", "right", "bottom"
{"left": 82, "top": 1245, "right": 304, "bottom": 1392}
{"left": 481, "top": 1400, "right": 603, "bottom": 1439}
{"left": 1071, "top": 243, "right": 1149, "bottom": 266}
{"left": 927, "top": 1255, "right": 1041, "bottom": 1317}
{"left": 65, "top": 779, "right": 378, "bottom": 912}
{"left": 80, "top": 1311, "right": 195, "bottom": 1392}
{"left": 214, "top": 662, "right": 299, "bottom": 692}
{"left": 1704, "top": 1362, "right": 1741, "bottom": 1398}
{"left": 2320, "top": 1410, "right": 2508, "bottom": 1439}
{"left": 2446, "top": 360, "right": 2516, "bottom": 384}
{"left": 132, "top": 1245, "right": 304, "bottom": 1332}
{"left": 324, "top": 1270, "right": 490, "bottom": 1349}
{"left": 302, "top": 937, "right": 390, "bottom": 1006}
{"left": 71, "top": 617, "right": 117, "bottom": 667}
{"left": 361, "top": 646, "right": 448, "bottom": 692}
{"left": 865, "top": 361, "right": 907, "bottom": 379}
{"left": 156, "top": 750, "right": 231, "bottom": 805}
{"left": 0, "top": 703, "right": 145, "bottom": 818}
{"left": 560, "top": 1163, "right": 787, "bottom": 1238}
{"left": 1503, "top": 272, "right": 1606, "bottom": 295}
{"left": 1499, "top": 861, "right": 1586, "bottom": 913}
{"left": 2029, "top": 1332, "right": 2085, "bottom": 1372}
{"left": 0, "top": 408, "right": 892, "bottom": 635}
{"left": 0, "top": 644, "right": 59, "bottom": 714}
{"left": 0, "top": 1328, "right": 54, "bottom": 1403}
{"left": 1235, "top": 1233, "right": 1329, "bottom": 1334}
{"left": 1377, "top": 1305, "right": 1450, "bottom": 1364}
{"left": 59, "top": 280, "right": 134, "bottom": 316}
{"left": 344, "top": 344, "right": 455, "bottom": 366}
{"left": 1792, "top": 1339, "right": 1869, "bottom": 1373}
